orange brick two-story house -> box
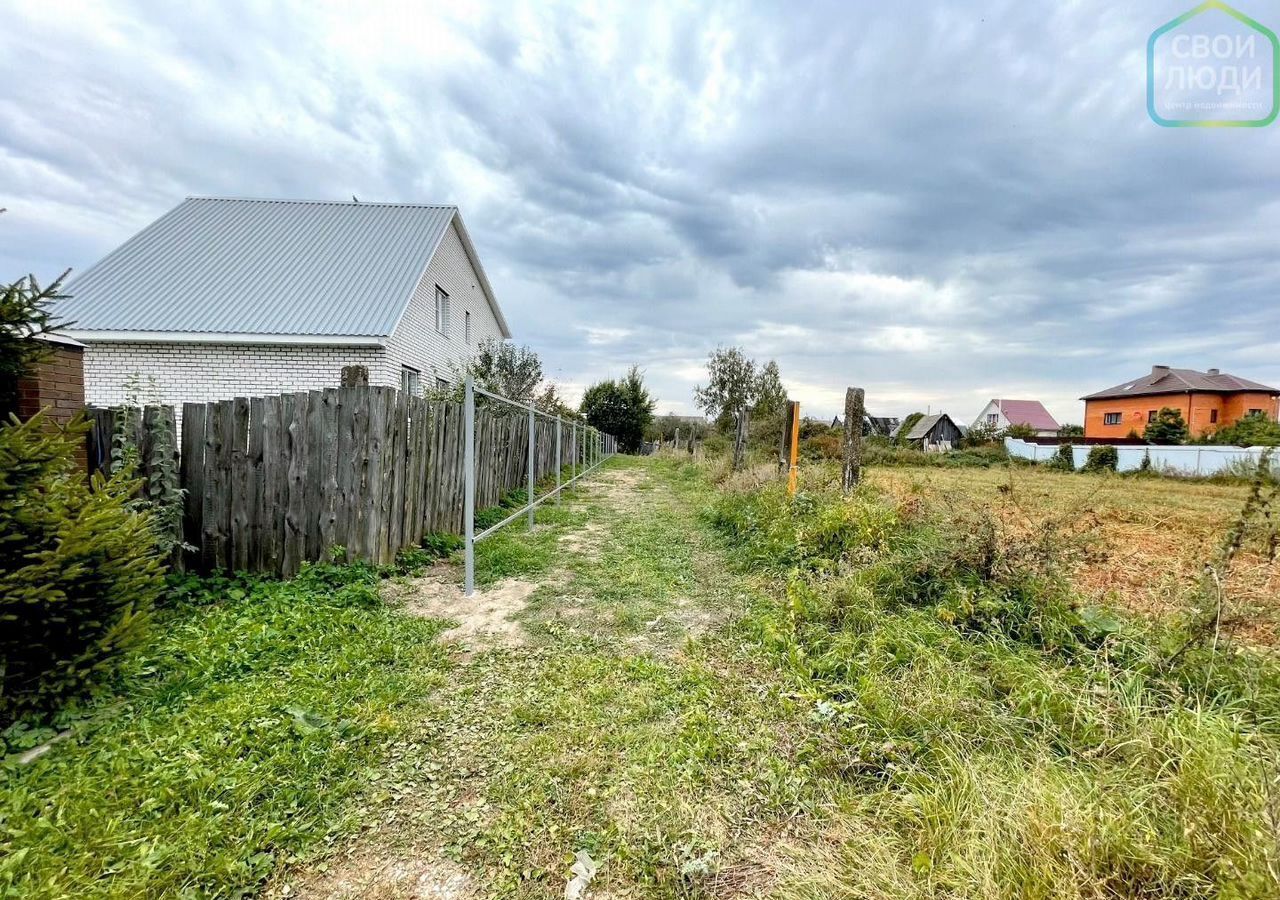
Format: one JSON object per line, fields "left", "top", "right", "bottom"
{"left": 1082, "top": 366, "right": 1280, "bottom": 439}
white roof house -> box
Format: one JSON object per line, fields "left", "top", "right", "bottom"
{"left": 971, "top": 399, "right": 1060, "bottom": 437}
{"left": 58, "top": 197, "right": 510, "bottom": 422}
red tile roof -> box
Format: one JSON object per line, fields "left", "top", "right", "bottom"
{"left": 995, "top": 399, "right": 1059, "bottom": 431}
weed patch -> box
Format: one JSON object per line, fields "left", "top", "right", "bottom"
{"left": 710, "top": 465, "right": 1280, "bottom": 895}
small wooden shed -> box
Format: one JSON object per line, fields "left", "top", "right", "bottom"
{"left": 903, "top": 413, "right": 964, "bottom": 452}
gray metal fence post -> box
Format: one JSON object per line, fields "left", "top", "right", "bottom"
{"left": 527, "top": 403, "right": 535, "bottom": 530}
{"left": 555, "top": 416, "right": 562, "bottom": 506}
{"left": 464, "top": 375, "right": 475, "bottom": 597}
{"left": 572, "top": 420, "right": 577, "bottom": 484}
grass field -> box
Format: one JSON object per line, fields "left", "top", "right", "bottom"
{"left": 4, "top": 455, "right": 1279, "bottom": 897}
{"left": 869, "top": 464, "right": 1280, "bottom": 646}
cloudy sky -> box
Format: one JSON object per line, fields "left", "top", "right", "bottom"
{"left": 3, "top": 0, "right": 1279, "bottom": 423}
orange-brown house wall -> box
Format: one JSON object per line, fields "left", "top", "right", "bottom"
{"left": 1084, "top": 392, "right": 1280, "bottom": 439}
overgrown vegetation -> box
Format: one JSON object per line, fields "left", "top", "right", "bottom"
{"left": 710, "top": 461, "right": 1280, "bottom": 896}
{"left": 1204, "top": 411, "right": 1280, "bottom": 447}
{"left": 0, "top": 415, "right": 167, "bottom": 723}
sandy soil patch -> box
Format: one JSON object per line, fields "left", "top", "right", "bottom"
{"left": 559, "top": 521, "right": 608, "bottom": 559}
{"left": 584, "top": 467, "right": 652, "bottom": 513}
{"left": 278, "top": 853, "right": 475, "bottom": 899}
{"left": 388, "top": 573, "right": 537, "bottom": 647}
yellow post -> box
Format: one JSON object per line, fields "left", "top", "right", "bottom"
{"left": 787, "top": 401, "right": 800, "bottom": 496}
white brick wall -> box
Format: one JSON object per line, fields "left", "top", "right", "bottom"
{"left": 83, "top": 342, "right": 387, "bottom": 430}
{"left": 80, "top": 216, "right": 510, "bottom": 427}
{"left": 382, "top": 220, "right": 507, "bottom": 388}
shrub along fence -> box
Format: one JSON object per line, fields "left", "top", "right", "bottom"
{"left": 88, "top": 386, "right": 615, "bottom": 577}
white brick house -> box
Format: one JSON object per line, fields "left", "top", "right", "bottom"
{"left": 58, "top": 197, "right": 510, "bottom": 422}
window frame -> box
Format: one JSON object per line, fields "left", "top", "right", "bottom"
{"left": 400, "top": 365, "right": 422, "bottom": 396}
{"left": 434, "top": 286, "right": 450, "bottom": 335}
{"left": 1103, "top": 412, "right": 1122, "bottom": 426}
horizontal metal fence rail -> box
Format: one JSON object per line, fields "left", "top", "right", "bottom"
{"left": 463, "top": 375, "right": 617, "bottom": 595}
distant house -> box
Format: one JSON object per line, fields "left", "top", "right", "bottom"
{"left": 902, "top": 413, "right": 964, "bottom": 451}
{"left": 1081, "top": 365, "right": 1280, "bottom": 439}
{"left": 972, "top": 399, "right": 1060, "bottom": 437}
{"left": 57, "top": 197, "right": 511, "bottom": 423}
{"left": 831, "top": 414, "right": 900, "bottom": 436}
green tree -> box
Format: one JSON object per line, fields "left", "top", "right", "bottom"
{"left": 1, "top": 413, "right": 166, "bottom": 722}
{"left": 1204, "top": 412, "right": 1280, "bottom": 447}
{"left": 752, "top": 360, "right": 788, "bottom": 419}
{"left": 580, "top": 365, "right": 656, "bottom": 454}
{"left": 453, "top": 338, "right": 544, "bottom": 403}
{"left": 1144, "top": 407, "right": 1189, "bottom": 445}
{"left": 1058, "top": 424, "right": 1085, "bottom": 438}
{"left": 694, "top": 347, "right": 760, "bottom": 469}
{"left": 1, "top": 272, "right": 70, "bottom": 415}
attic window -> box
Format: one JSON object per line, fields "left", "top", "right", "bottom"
{"left": 434, "top": 286, "right": 450, "bottom": 334}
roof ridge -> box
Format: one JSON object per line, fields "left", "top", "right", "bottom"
{"left": 186, "top": 196, "right": 459, "bottom": 210}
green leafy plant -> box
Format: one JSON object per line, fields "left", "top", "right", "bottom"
{"left": 1045, "top": 442, "right": 1075, "bottom": 471}
{"left": 0, "top": 414, "right": 166, "bottom": 722}
{"left": 108, "top": 374, "right": 190, "bottom": 556}
{"left": 1204, "top": 411, "right": 1280, "bottom": 447}
{"left": 1082, "top": 445, "right": 1118, "bottom": 473}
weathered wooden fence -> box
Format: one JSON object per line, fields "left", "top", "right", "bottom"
{"left": 90, "top": 386, "right": 604, "bottom": 576}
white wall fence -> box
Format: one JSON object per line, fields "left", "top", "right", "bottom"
{"left": 1005, "top": 438, "right": 1271, "bottom": 477}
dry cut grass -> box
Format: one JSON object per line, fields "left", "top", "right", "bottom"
{"left": 869, "top": 465, "right": 1280, "bottom": 646}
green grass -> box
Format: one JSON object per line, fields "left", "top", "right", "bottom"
{"left": 710, "top": 463, "right": 1280, "bottom": 896}
{"left": 1, "top": 564, "right": 453, "bottom": 898}
{"left": 8, "top": 455, "right": 1279, "bottom": 898}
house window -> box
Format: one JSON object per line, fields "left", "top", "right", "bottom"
{"left": 400, "top": 366, "right": 421, "bottom": 396}
{"left": 465, "top": 310, "right": 472, "bottom": 344}
{"left": 436, "top": 377, "right": 449, "bottom": 391}
{"left": 1210, "top": 409, "right": 1219, "bottom": 424}
{"left": 1248, "top": 408, "right": 1264, "bottom": 417}
{"left": 434, "top": 286, "right": 450, "bottom": 334}
{"left": 1147, "top": 410, "right": 1157, "bottom": 423}
{"left": 1103, "top": 413, "right": 1122, "bottom": 426}
{"left": 986, "top": 413, "right": 999, "bottom": 426}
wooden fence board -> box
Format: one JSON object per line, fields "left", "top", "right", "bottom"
{"left": 87, "top": 387, "right": 613, "bottom": 577}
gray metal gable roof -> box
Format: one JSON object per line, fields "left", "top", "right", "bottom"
{"left": 58, "top": 197, "right": 492, "bottom": 339}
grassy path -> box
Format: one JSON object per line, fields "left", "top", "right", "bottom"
{"left": 284, "top": 455, "right": 819, "bottom": 898}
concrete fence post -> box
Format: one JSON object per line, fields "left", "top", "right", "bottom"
{"left": 842, "top": 387, "right": 865, "bottom": 493}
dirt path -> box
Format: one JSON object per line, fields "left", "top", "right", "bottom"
{"left": 276, "top": 456, "right": 794, "bottom": 900}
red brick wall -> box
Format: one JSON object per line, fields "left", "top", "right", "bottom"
{"left": 1084, "top": 391, "right": 1280, "bottom": 439}
{"left": 16, "top": 344, "right": 86, "bottom": 427}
